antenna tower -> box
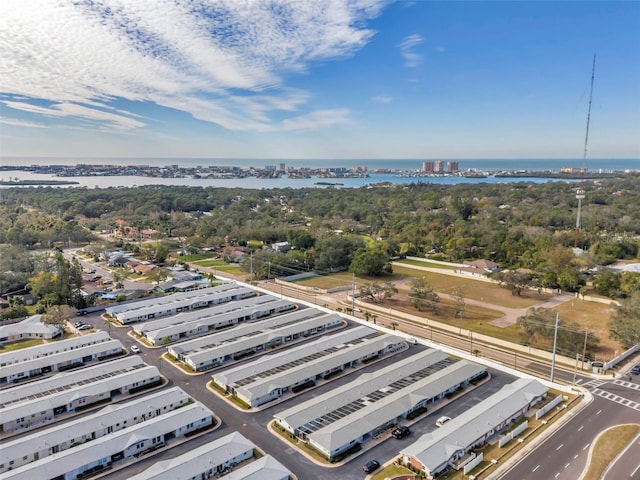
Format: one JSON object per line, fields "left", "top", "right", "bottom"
{"left": 574, "top": 54, "right": 596, "bottom": 249}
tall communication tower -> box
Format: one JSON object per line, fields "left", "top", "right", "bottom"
{"left": 574, "top": 54, "right": 596, "bottom": 249}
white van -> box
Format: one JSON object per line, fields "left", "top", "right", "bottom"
{"left": 436, "top": 416, "right": 452, "bottom": 427}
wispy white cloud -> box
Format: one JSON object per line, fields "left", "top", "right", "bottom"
{"left": 0, "top": 118, "right": 47, "bottom": 129}
{"left": 0, "top": 0, "right": 384, "bottom": 132}
{"left": 371, "top": 95, "right": 393, "bottom": 103}
{"left": 279, "top": 109, "right": 352, "bottom": 131}
{"left": 435, "top": 46, "right": 446, "bottom": 53}
{"left": 2, "top": 101, "right": 145, "bottom": 131}
{"left": 398, "top": 33, "right": 423, "bottom": 68}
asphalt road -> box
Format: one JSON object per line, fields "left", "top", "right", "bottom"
{"left": 494, "top": 376, "right": 640, "bottom": 480}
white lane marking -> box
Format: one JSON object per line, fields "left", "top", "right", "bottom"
{"left": 555, "top": 473, "right": 560, "bottom": 478}
{"left": 532, "top": 465, "right": 540, "bottom": 473}
{"left": 631, "top": 462, "right": 640, "bottom": 477}
{"left": 565, "top": 463, "right": 570, "bottom": 468}
{"left": 574, "top": 454, "right": 579, "bottom": 459}
{"left": 557, "top": 444, "right": 564, "bottom": 450}
{"left": 596, "top": 409, "right": 602, "bottom": 415}
{"left": 578, "top": 425, "right": 584, "bottom": 431}
{"left": 583, "top": 443, "right": 590, "bottom": 451}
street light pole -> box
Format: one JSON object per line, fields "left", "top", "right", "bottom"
{"left": 550, "top": 312, "right": 559, "bottom": 383}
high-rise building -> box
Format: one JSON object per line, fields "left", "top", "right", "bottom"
{"left": 434, "top": 161, "right": 444, "bottom": 173}
{"left": 447, "top": 161, "right": 459, "bottom": 172}
{"left": 422, "top": 161, "right": 434, "bottom": 173}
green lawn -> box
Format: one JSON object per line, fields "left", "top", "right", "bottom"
{"left": 396, "top": 258, "right": 459, "bottom": 270}
{"left": 191, "top": 258, "right": 243, "bottom": 274}
{"left": 176, "top": 253, "right": 216, "bottom": 262}
{"left": 0, "top": 338, "right": 45, "bottom": 352}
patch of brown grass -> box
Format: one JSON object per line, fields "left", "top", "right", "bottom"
{"left": 553, "top": 299, "right": 618, "bottom": 358}
{"left": 582, "top": 424, "right": 640, "bottom": 480}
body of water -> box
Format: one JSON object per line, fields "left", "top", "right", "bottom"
{"left": 1, "top": 157, "right": 637, "bottom": 189}
{"left": 3, "top": 156, "right": 639, "bottom": 171}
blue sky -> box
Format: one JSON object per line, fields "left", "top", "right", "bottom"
{"left": 1, "top": 0, "right": 639, "bottom": 160}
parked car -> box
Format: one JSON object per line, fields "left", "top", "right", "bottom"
{"left": 631, "top": 365, "right": 640, "bottom": 375}
{"left": 436, "top": 416, "right": 452, "bottom": 427}
{"left": 363, "top": 460, "right": 380, "bottom": 473}
{"left": 78, "top": 324, "right": 92, "bottom": 331}
{"left": 392, "top": 425, "right": 411, "bottom": 439}
{"left": 130, "top": 345, "right": 141, "bottom": 354}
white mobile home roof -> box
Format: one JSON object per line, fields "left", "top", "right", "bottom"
{"left": 307, "top": 361, "right": 486, "bottom": 454}
{"left": 0, "top": 355, "right": 145, "bottom": 405}
{"left": 2, "top": 402, "right": 214, "bottom": 480}
{"left": 184, "top": 313, "right": 343, "bottom": 367}
{"left": 1, "top": 387, "right": 190, "bottom": 467}
{"left": 213, "top": 325, "right": 379, "bottom": 389}
{"left": 1, "top": 339, "right": 123, "bottom": 379}
{"left": 275, "top": 349, "right": 449, "bottom": 430}
{"left": 145, "top": 298, "right": 294, "bottom": 344}
{"left": 128, "top": 431, "right": 254, "bottom": 480}
{"left": 221, "top": 455, "right": 291, "bottom": 480}
{"left": 0, "top": 360, "right": 159, "bottom": 423}
{"left": 401, "top": 378, "right": 547, "bottom": 473}
{"left": 136, "top": 294, "right": 284, "bottom": 335}
{"left": 170, "top": 308, "right": 323, "bottom": 357}
{"left": 105, "top": 283, "right": 239, "bottom": 316}
{"left": 233, "top": 332, "right": 404, "bottom": 403}
{"left": 0, "top": 331, "right": 111, "bottom": 366}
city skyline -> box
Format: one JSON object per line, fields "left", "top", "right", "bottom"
{"left": 1, "top": 1, "right": 639, "bottom": 160}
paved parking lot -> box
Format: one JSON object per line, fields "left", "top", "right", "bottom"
{"left": 79, "top": 310, "right": 517, "bottom": 480}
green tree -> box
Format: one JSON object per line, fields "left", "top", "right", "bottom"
{"left": 359, "top": 281, "right": 397, "bottom": 304}
{"left": 620, "top": 272, "right": 640, "bottom": 297}
{"left": 409, "top": 277, "right": 439, "bottom": 312}
{"left": 314, "top": 234, "right": 363, "bottom": 271}
{"left": 42, "top": 304, "right": 76, "bottom": 330}
{"left": 493, "top": 270, "right": 535, "bottom": 296}
{"left": 349, "top": 249, "right": 391, "bottom": 277}
{"left": 517, "top": 307, "right": 555, "bottom": 346}
{"left": 609, "top": 292, "right": 640, "bottom": 349}
{"left": 593, "top": 271, "right": 621, "bottom": 297}
{"left": 146, "top": 267, "right": 168, "bottom": 286}
{"left": 28, "top": 271, "right": 58, "bottom": 300}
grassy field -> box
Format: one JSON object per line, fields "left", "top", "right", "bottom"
{"left": 290, "top": 269, "right": 619, "bottom": 353}
{"left": 191, "top": 258, "right": 243, "bottom": 274}
{"left": 553, "top": 298, "right": 619, "bottom": 359}
{"left": 391, "top": 265, "right": 546, "bottom": 309}
{"left": 582, "top": 424, "right": 640, "bottom": 480}
{"left": 371, "top": 297, "right": 521, "bottom": 343}
{"left": 175, "top": 253, "right": 216, "bottom": 262}
{"left": 0, "top": 338, "right": 44, "bottom": 352}
{"left": 395, "top": 258, "right": 459, "bottom": 270}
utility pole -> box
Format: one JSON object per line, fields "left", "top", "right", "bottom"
{"left": 351, "top": 272, "right": 355, "bottom": 316}
{"left": 249, "top": 251, "right": 253, "bottom": 284}
{"left": 581, "top": 329, "right": 589, "bottom": 370}
{"left": 550, "top": 312, "right": 560, "bottom": 382}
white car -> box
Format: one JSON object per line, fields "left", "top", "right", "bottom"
{"left": 436, "top": 416, "right": 452, "bottom": 427}
{"left": 130, "top": 345, "right": 141, "bottom": 354}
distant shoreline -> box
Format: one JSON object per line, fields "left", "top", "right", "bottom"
{"left": 0, "top": 180, "right": 80, "bottom": 186}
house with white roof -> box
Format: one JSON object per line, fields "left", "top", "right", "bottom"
{"left": 401, "top": 378, "right": 547, "bottom": 479}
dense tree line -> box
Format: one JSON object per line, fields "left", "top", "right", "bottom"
{"left": 1, "top": 177, "right": 639, "bottom": 296}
